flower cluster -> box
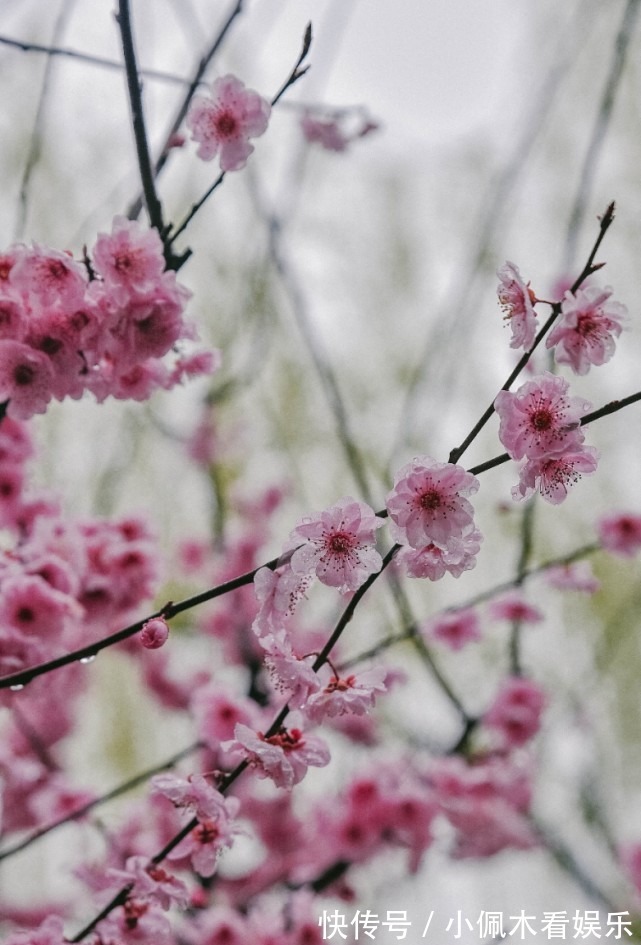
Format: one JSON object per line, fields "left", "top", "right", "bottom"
{"left": 495, "top": 372, "right": 598, "bottom": 504}
{"left": 0, "top": 218, "right": 217, "bottom": 419}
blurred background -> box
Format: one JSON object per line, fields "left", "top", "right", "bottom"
{"left": 1, "top": 0, "right": 641, "bottom": 935}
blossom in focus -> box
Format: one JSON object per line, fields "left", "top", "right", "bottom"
{"left": 186, "top": 74, "right": 271, "bottom": 172}
{"left": 223, "top": 721, "right": 330, "bottom": 790}
{"left": 546, "top": 285, "right": 627, "bottom": 375}
{"left": 497, "top": 261, "right": 538, "bottom": 352}
{"left": 140, "top": 616, "right": 169, "bottom": 649}
{"left": 289, "top": 497, "right": 384, "bottom": 593}
{"left": 512, "top": 445, "right": 599, "bottom": 505}
{"left": 386, "top": 457, "right": 479, "bottom": 551}
{"left": 303, "top": 666, "right": 387, "bottom": 722}
{"left": 494, "top": 372, "right": 591, "bottom": 462}
{"left": 597, "top": 511, "right": 641, "bottom": 557}
{"left": 395, "top": 527, "right": 483, "bottom": 580}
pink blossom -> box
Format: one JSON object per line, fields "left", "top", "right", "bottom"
{"left": 494, "top": 372, "right": 591, "bottom": 462}
{"left": 168, "top": 807, "right": 241, "bottom": 877}
{"left": 186, "top": 74, "right": 271, "bottom": 172}
{"left": 191, "top": 686, "right": 259, "bottom": 746}
{"left": 140, "top": 616, "right": 169, "bottom": 649}
{"left": 0, "top": 341, "right": 54, "bottom": 419}
{"left": 598, "top": 511, "right": 641, "bottom": 557}
{"left": 304, "top": 666, "right": 387, "bottom": 721}
{"left": 488, "top": 592, "right": 543, "bottom": 624}
{"left": 289, "top": 496, "right": 384, "bottom": 592}
{"left": 92, "top": 216, "right": 166, "bottom": 296}
{"left": 151, "top": 772, "right": 229, "bottom": 822}
{"left": 96, "top": 899, "right": 173, "bottom": 945}
{"left": 4, "top": 915, "right": 67, "bottom": 945}
{"left": 300, "top": 113, "right": 349, "bottom": 151}
{"left": 386, "top": 456, "right": 479, "bottom": 550}
{"left": 224, "top": 721, "right": 330, "bottom": 790}
{"left": 545, "top": 560, "right": 600, "bottom": 594}
{"left": 395, "top": 527, "right": 482, "bottom": 580}
{"left": 10, "top": 244, "right": 87, "bottom": 310}
{"left": 252, "top": 563, "right": 311, "bottom": 639}
{"left": 483, "top": 676, "right": 545, "bottom": 748}
{"left": 621, "top": 843, "right": 641, "bottom": 896}
{"left": 546, "top": 285, "right": 627, "bottom": 375}
{"left": 497, "top": 261, "right": 538, "bottom": 351}
{"left": 512, "top": 445, "right": 599, "bottom": 505}
{"left": 425, "top": 607, "right": 482, "bottom": 650}
{"left": 262, "top": 635, "right": 321, "bottom": 709}
{"left": 107, "top": 856, "right": 188, "bottom": 910}
{"left": 430, "top": 755, "right": 537, "bottom": 859}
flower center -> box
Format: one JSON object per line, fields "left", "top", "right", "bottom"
{"left": 531, "top": 409, "right": 552, "bottom": 431}
{"left": 328, "top": 532, "right": 352, "bottom": 554}
{"left": 215, "top": 110, "right": 238, "bottom": 137}
{"left": 420, "top": 489, "right": 441, "bottom": 510}
{"left": 14, "top": 364, "right": 35, "bottom": 386}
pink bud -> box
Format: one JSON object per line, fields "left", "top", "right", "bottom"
{"left": 140, "top": 616, "right": 169, "bottom": 649}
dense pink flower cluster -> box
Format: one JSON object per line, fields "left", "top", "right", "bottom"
{"left": 186, "top": 75, "right": 271, "bottom": 172}
{"left": 546, "top": 285, "right": 627, "bottom": 375}
{"left": 0, "top": 219, "right": 217, "bottom": 419}
{"left": 429, "top": 754, "right": 537, "bottom": 859}
{"left": 496, "top": 261, "right": 538, "bottom": 352}
{"left": 495, "top": 372, "right": 598, "bottom": 504}
{"left": 387, "top": 456, "right": 482, "bottom": 580}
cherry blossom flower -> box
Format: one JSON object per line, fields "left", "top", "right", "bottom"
{"left": 300, "top": 110, "right": 379, "bottom": 153}
{"left": 151, "top": 772, "right": 229, "bottom": 822}
{"left": 4, "top": 914, "right": 68, "bottom": 945}
{"left": 425, "top": 607, "right": 482, "bottom": 650}
{"left": 597, "top": 511, "right": 641, "bottom": 557}
{"left": 107, "top": 856, "right": 188, "bottom": 910}
{"left": 488, "top": 592, "right": 543, "bottom": 625}
{"left": 483, "top": 676, "right": 545, "bottom": 748}
{"left": 512, "top": 445, "right": 599, "bottom": 505}
{"left": 386, "top": 457, "right": 479, "bottom": 551}
{"left": 303, "top": 666, "right": 387, "bottom": 721}
{"left": 494, "top": 372, "right": 591, "bottom": 462}
{"left": 252, "top": 563, "right": 311, "bottom": 639}
{"left": 289, "top": 496, "right": 384, "bottom": 592}
{"left": 139, "top": 616, "right": 169, "bottom": 649}
{"left": 0, "top": 341, "right": 54, "bottom": 419}
{"left": 92, "top": 216, "right": 166, "bottom": 296}
{"left": 545, "top": 560, "right": 600, "bottom": 594}
{"left": 186, "top": 74, "right": 271, "bottom": 171}
{"left": 262, "top": 635, "right": 321, "bottom": 709}
{"left": 168, "top": 805, "right": 242, "bottom": 877}
{"left": 546, "top": 285, "right": 627, "bottom": 375}
{"left": 395, "top": 527, "right": 483, "bottom": 580}
{"left": 223, "top": 721, "right": 330, "bottom": 790}
{"left": 497, "top": 261, "right": 538, "bottom": 351}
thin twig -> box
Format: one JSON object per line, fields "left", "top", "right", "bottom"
{"left": 0, "top": 33, "right": 190, "bottom": 85}
{"left": 126, "top": 0, "right": 244, "bottom": 221}
{"left": 448, "top": 202, "right": 616, "bottom": 466}
{"left": 115, "top": 0, "right": 165, "bottom": 237}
